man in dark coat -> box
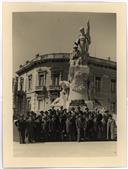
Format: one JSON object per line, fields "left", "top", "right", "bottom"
{"left": 66, "top": 114, "right": 72, "bottom": 141}
{"left": 26, "top": 114, "right": 36, "bottom": 143}
{"left": 86, "top": 113, "right": 95, "bottom": 140}
{"left": 51, "top": 106, "right": 56, "bottom": 115}
{"left": 75, "top": 114, "right": 82, "bottom": 142}
{"left": 55, "top": 110, "right": 61, "bottom": 141}
{"left": 51, "top": 114, "right": 57, "bottom": 141}
{"left": 42, "top": 115, "right": 48, "bottom": 142}
{"left": 59, "top": 106, "right": 64, "bottom": 114}
{"left": 77, "top": 106, "right": 83, "bottom": 115}
{"left": 70, "top": 114, "right": 77, "bottom": 141}
{"left": 15, "top": 114, "right": 26, "bottom": 144}
{"left": 34, "top": 115, "right": 42, "bottom": 142}
{"left": 96, "top": 113, "right": 103, "bottom": 140}
{"left": 59, "top": 111, "right": 67, "bottom": 141}
{"left": 81, "top": 113, "right": 87, "bottom": 140}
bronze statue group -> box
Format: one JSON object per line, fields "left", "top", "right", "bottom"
{"left": 14, "top": 106, "right": 117, "bottom": 144}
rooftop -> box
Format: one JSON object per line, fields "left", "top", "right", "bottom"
{"left": 16, "top": 53, "right": 116, "bottom": 75}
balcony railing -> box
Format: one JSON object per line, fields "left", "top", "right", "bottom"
{"left": 17, "top": 90, "right": 26, "bottom": 96}
{"left": 48, "top": 85, "right": 61, "bottom": 91}
{"left": 35, "top": 86, "right": 46, "bottom": 92}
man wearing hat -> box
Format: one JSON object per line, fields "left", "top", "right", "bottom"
{"left": 77, "top": 106, "right": 83, "bottom": 115}
{"left": 66, "top": 113, "right": 72, "bottom": 141}
{"left": 15, "top": 114, "right": 26, "bottom": 144}
{"left": 51, "top": 106, "right": 56, "bottom": 116}
{"left": 75, "top": 113, "right": 82, "bottom": 142}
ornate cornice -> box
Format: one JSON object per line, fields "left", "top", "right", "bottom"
{"left": 16, "top": 53, "right": 116, "bottom": 76}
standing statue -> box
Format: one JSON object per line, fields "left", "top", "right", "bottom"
{"left": 69, "top": 21, "right": 91, "bottom": 82}
{"left": 72, "top": 20, "right": 91, "bottom": 65}
{"left": 75, "top": 20, "right": 91, "bottom": 54}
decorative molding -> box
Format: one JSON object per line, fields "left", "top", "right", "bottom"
{"left": 16, "top": 54, "right": 116, "bottom": 76}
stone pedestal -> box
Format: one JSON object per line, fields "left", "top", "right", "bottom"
{"left": 68, "top": 64, "right": 92, "bottom": 108}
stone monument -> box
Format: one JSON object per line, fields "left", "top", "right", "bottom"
{"left": 68, "top": 21, "right": 93, "bottom": 109}
{"left": 51, "top": 21, "right": 93, "bottom": 110}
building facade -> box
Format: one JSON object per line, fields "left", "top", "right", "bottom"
{"left": 14, "top": 53, "right": 116, "bottom": 115}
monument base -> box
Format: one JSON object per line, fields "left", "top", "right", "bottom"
{"left": 68, "top": 64, "right": 90, "bottom": 106}
{"left": 68, "top": 99, "right": 94, "bottom": 111}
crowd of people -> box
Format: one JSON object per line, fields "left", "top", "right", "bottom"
{"left": 14, "top": 106, "right": 117, "bottom": 144}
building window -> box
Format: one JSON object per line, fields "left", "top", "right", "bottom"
{"left": 52, "top": 73, "right": 60, "bottom": 86}
{"left": 28, "top": 75, "right": 32, "bottom": 90}
{"left": 38, "top": 100, "right": 42, "bottom": 110}
{"left": 111, "top": 79, "right": 116, "bottom": 92}
{"left": 38, "top": 73, "right": 45, "bottom": 86}
{"left": 20, "top": 77, "right": 24, "bottom": 91}
{"left": 95, "top": 77, "right": 101, "bottom": 92}
{"left": 27, "top": 99, "right": 31, "bottom": 111}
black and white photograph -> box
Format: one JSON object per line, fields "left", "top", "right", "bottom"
{"left": 3, "top": 2, "right": 126, "bottom": 168}
{"left": 12, "top": 11, "right": 117, "bottom": 155}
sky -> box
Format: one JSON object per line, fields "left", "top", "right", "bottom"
{"left": 13, "top": 12, "right": 116, "bottom": 75}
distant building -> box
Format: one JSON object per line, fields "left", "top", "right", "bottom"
{"left": 13, "top": 77, "right": 18, "bottom": 116}
{"left": 14, "top": 53, "right": 116, "bottom": 115}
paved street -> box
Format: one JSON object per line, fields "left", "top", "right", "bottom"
{"left": 13, "top": 141, "right": 117, "bottom": 157}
